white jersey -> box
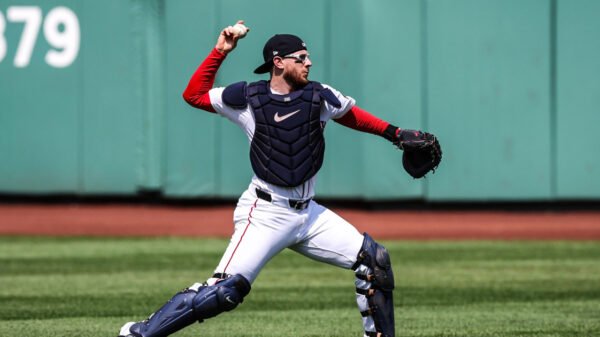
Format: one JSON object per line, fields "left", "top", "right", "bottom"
{"left": 208, "top": 83, "right": 355, "bottom": 200}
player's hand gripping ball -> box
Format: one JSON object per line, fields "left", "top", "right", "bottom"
{"left": 395, "top": 129, "right": 442, "bottom": 179}
{"left": 231, "top": 23, "right": 249, "bottom": 39}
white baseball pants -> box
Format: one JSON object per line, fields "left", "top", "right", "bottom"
{"left": 214, "top": 187, "right": 365, "bottom": 283}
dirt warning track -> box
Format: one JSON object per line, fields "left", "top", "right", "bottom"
{"left": 1, "top": 204, "right": 599, "bottom": 240}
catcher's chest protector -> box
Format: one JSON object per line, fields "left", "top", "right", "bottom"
{"left": 246, "top": 80, "right": 326, "bottom": 187}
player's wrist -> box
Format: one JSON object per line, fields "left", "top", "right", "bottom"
{"left": 382, "top": 124, "right": 400, "bottom": 143}
{"left": 214, "top": 47, "right": 229, "bottom": 56}
{"left": 398, "top": 129, "right": 425, "bottom": 142}
{"left": 383, "top": 125, "right": 428, "bottom": 147}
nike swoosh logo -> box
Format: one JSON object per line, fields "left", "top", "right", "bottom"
{"left": 225, "top": 296, "right": 236, "bottom": 304}
{"left": 274, "top": 109, "right": 301, "bottom": 123}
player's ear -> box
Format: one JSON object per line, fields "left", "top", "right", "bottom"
{"left": 273, "top": 56, "right": 285, "bottom": 70}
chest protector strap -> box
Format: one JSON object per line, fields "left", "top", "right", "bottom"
{"left": 222, "top": 80, "right": 341, "bottom": 187}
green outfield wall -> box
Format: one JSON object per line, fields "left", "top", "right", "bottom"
{"left": 1, "top": 0, "right": 598, "bottom": 201}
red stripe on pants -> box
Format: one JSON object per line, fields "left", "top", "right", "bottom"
{"left": 223, "top": 199, "right": 258, "bottom": 274}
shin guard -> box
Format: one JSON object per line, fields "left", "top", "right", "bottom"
{"left": 125, "top": 274, "right": 251, "bottom": 337}
{"left": 353, "top": 233, "right": 395, "bottom": 337}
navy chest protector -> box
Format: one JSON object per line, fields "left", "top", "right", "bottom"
{"left": 222, "top": 80, "right": 341, "bottom": 187}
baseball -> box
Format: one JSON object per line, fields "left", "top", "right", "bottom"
{"left": 232, "top": 23, "right": 248, "bottom": 38}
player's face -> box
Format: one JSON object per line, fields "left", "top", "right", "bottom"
{"left": 281, "top": 51, "right": 311, "bottom": 87}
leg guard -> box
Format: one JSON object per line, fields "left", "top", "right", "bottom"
{"left": 352, "top": 233, "right": 395, "bottom": 337}
{"left": 124, "top": 274, "right": 251, "bottom": 337}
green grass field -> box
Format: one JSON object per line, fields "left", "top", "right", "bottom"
{"left": 1, "top": 237, "right": 599, "bottom": 337}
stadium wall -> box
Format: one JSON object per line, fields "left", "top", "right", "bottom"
{"left": 0, "top": 0, "right": 598, "bottom": 201}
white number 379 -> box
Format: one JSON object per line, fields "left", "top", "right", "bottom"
{"left": 0, "top": 6, "right": 80, "bottom": 68}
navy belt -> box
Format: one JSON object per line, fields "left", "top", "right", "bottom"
{"left": 255, "top": 188, "right": 311, "bottom": 210}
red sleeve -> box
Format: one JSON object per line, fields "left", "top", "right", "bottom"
{"left": 333, "top": 105, "right": 391, "bottom": 136}
{"left": 182, "top": 48, "right": 227, "bottom": 113}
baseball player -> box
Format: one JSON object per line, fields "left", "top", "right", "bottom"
{"left": 118, "top": 20, "right": 440, "bottom": 337}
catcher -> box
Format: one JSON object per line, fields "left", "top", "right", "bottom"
{"left": 118, "top": 20, "right": 441, "bottom": 337}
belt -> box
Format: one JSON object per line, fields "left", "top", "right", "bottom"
{"left": 255, "top": 188, "right": 312, "bottom": 210}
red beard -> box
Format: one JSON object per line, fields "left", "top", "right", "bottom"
{"left": 283, "top": 68, "right": 309, "bottom": 90}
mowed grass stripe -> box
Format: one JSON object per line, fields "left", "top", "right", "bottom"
{"left": 3, "top": 237, "right": 600, "bottom": 260}
{"left": 2, "top": 286, "right": 600, "bottom": 321}
{"left": 0, "top": 305, "right": 598, "bottom": 337}
{"left": 0, "top": 238, "right": 599, "bottom": 337}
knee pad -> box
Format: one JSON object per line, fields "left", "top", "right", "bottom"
{"left": 127, "top": 274, "right": 251, "bottom": 337}
{"left": 353, "top": 233, "right": 395, "bottom": 337}
{"left": 193, "top": 273, "right": 251, "bottom": 319}
{"left": 353, "top": 233, "right": 394, "bottom": 291}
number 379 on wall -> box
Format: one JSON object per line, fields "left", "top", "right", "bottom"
{"left": 0, "top": 6, "right": 80, "bottom": 68}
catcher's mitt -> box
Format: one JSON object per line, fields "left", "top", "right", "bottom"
{"left": 395, "top": 129, "right": 442, "bottom": 179}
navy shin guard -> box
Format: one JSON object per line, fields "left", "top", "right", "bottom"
{"left": 128, "top": 290, "right": 197, "bottom": 337}
{"left": 353, "top": 233, "right": 395, "bottom": 337}
{"left": 128, "top": 274, "right": 251, "bottom": 337}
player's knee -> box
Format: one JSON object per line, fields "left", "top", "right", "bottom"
{"left": 192, "top": 274, "right": 251, "bottom": 320}
{"left": 354, "top": 233, "right": 394, "bottom": 291}
{"left": 213, "top": 274, "right": 251, "bottom": 311}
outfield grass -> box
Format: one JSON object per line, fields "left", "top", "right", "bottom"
{"left": 0, "top": 237, "right": 599, "bottom": 337}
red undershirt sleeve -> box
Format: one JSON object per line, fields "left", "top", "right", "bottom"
{"left": 182, "top": 48, "right": 227, "bottom": 113}
{"left": 334, "top": 105, "right": 393, "bottom": 137}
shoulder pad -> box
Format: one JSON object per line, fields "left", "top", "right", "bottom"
{"left": 222, "top": 81, "right": 248, "bottom": 109}
{"left": 246, "top": 80, "right": 269, "bottom": 97}
{"left": 319, "top": 88, "right": 342, "bottom": 108}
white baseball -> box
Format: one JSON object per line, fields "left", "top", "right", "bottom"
{"left": 232, "top": 23, "right": 248, "bottom": 38}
